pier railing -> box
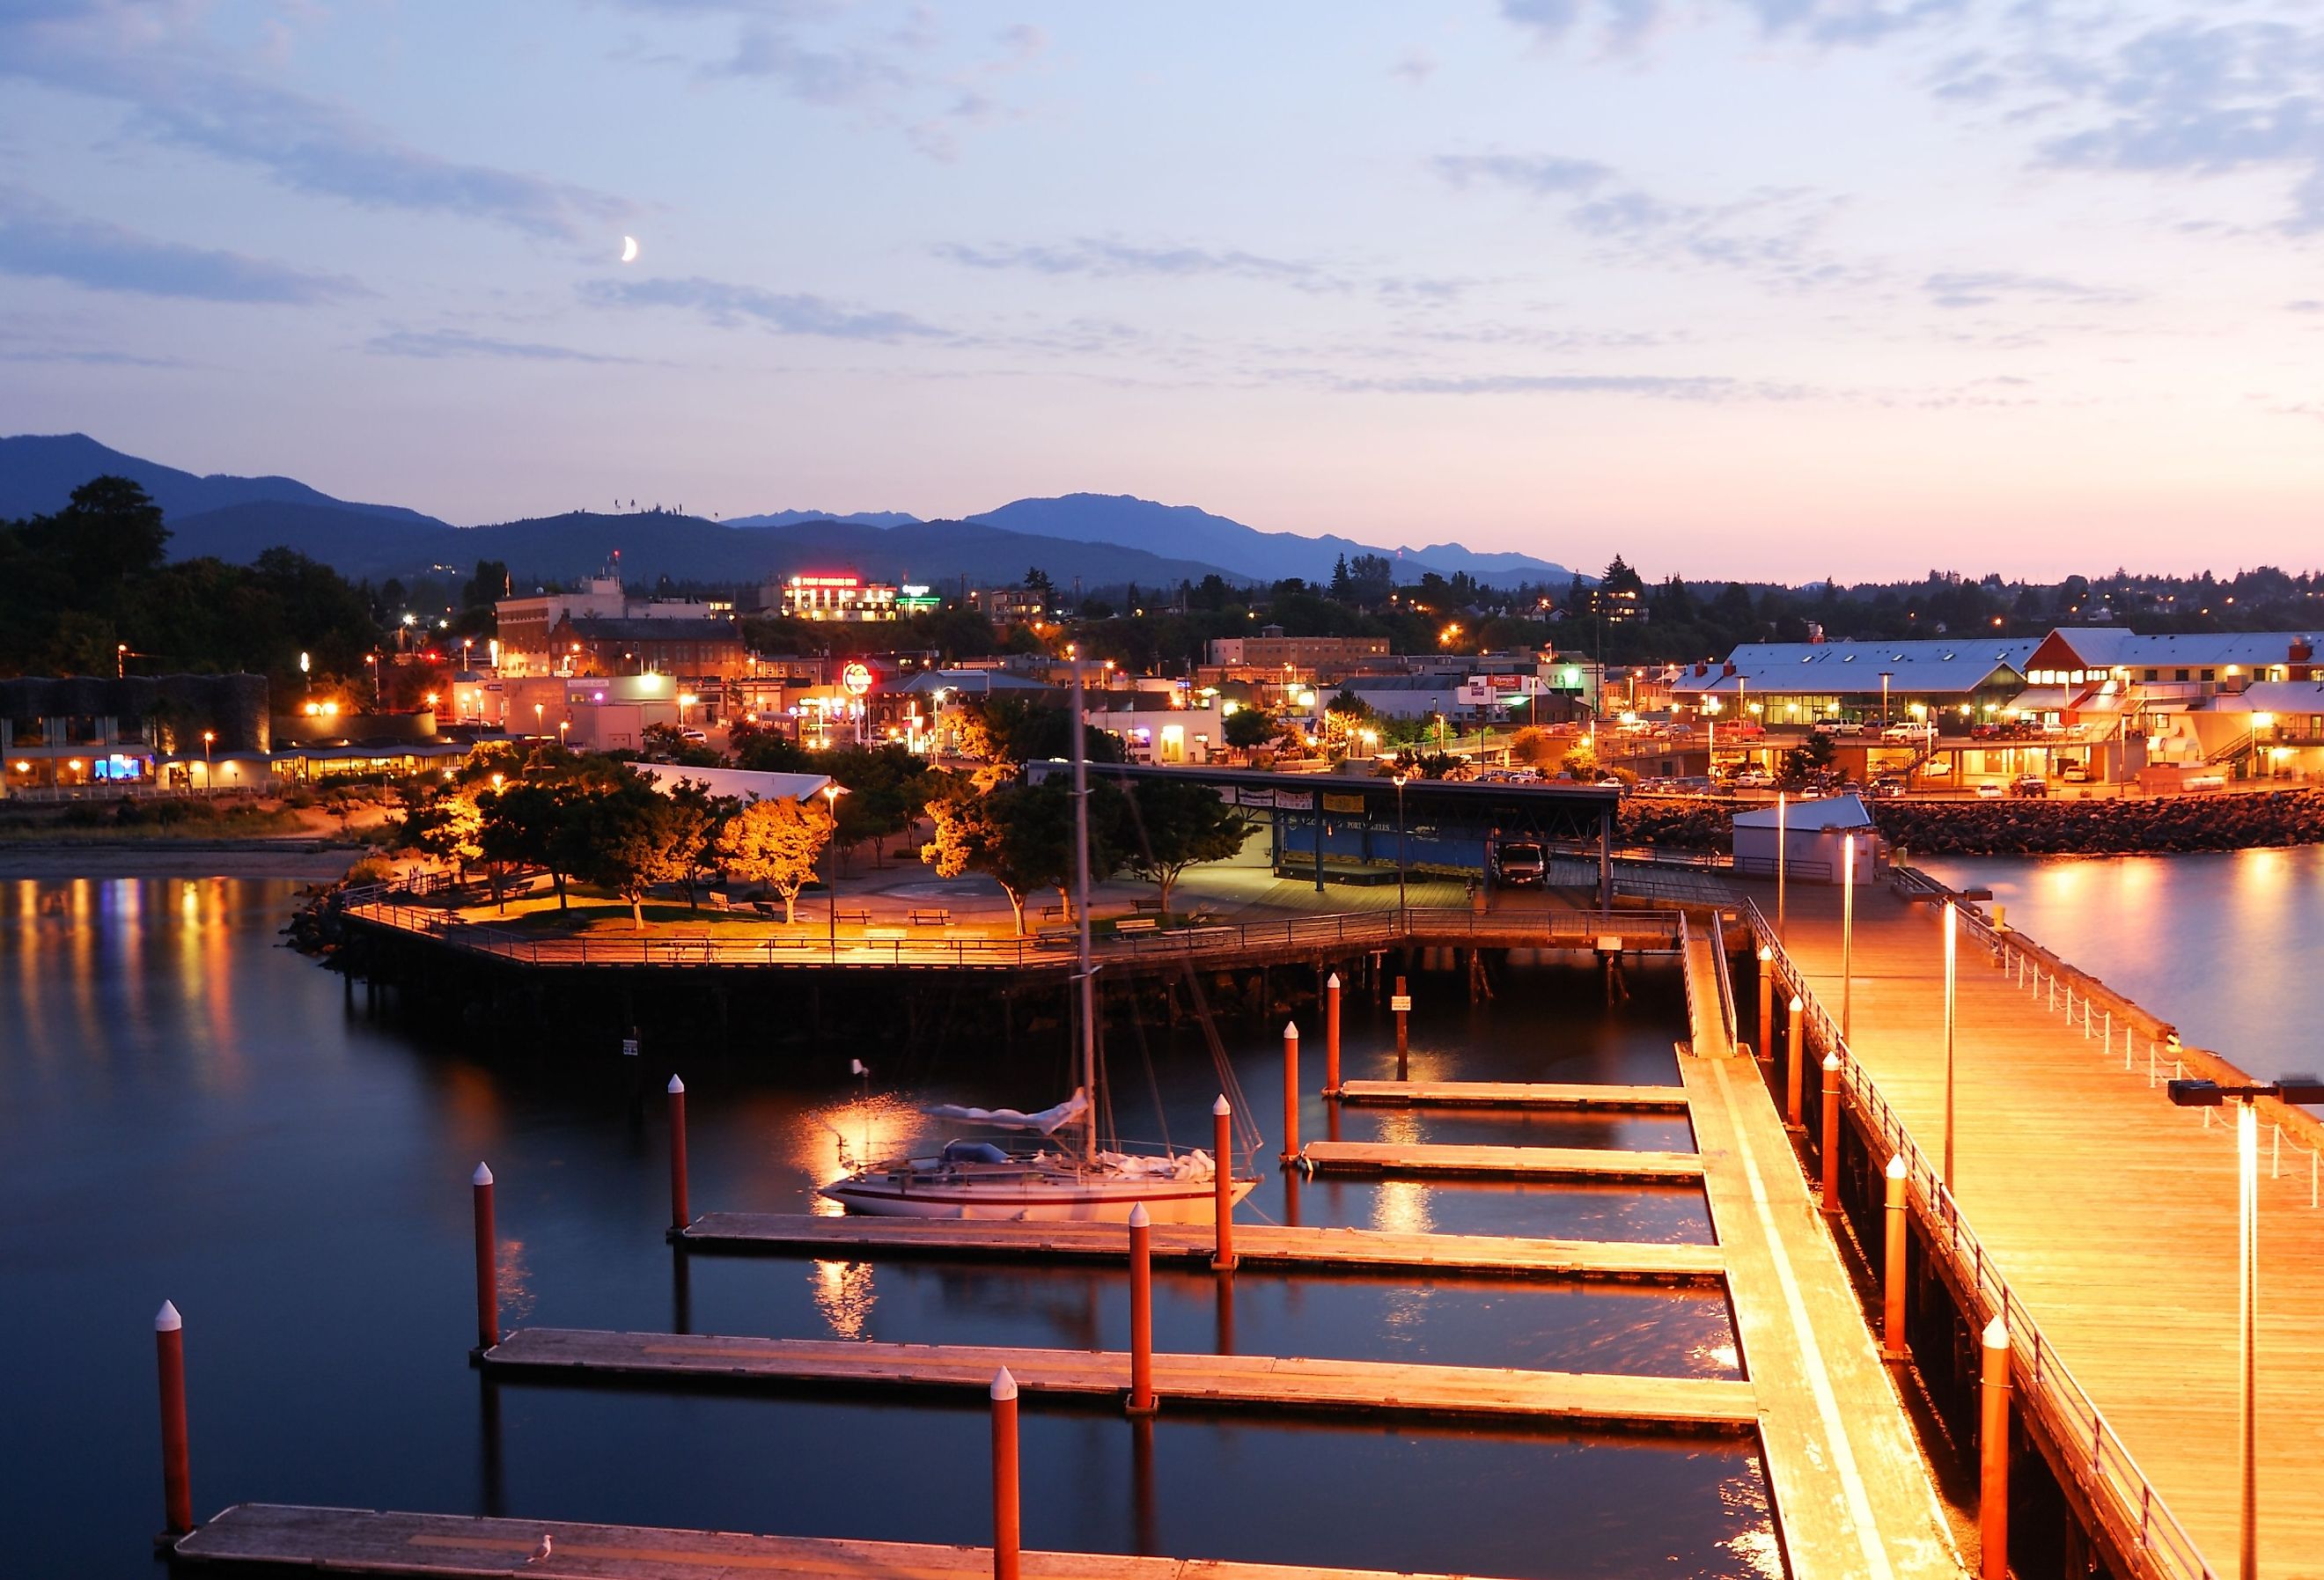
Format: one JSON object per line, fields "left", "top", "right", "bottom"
{"left": 340, "top": 900, "right": 1686, "bottom": 971}
{"left": 1745, "top": 898, "right": 2215, "bottom": 1580}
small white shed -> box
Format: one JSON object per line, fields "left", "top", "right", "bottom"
{"left": 1732, "top": 794, "right": 1881, "bottom": 885}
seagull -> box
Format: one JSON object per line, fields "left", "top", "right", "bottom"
{"left": 526, "top": 1532, "right": 553, "bottom": 1564}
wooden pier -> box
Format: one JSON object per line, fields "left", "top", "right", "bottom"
{"left": 1772, "top": 880, "right": 2324, "bottom": 1579}
{"left": 679, "top": 1212, "right": 1725, "bottom": 1283}
{"left": 173, "top": 1503, "right": 1487, "bottom": 1580}
{"left": 1299, "top": 1140, "right": 1703, "bottom": 1183}
{"left": 1333, "top": 1079, "right": 1689, "bottom": 1111}
{"left": 479, "top": 1326, "right": 1760, "bottom": 1431}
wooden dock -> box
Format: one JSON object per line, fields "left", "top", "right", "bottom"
{"left": 1334, "top": 1079, "right": 1689, "bottom": 1111}
{"left": 680, "top": 1212, "right": 1725, "bottom": 1283}
{"left": 1679, "top": 1050, "right": 1961, "bottom": 1580}
{"left": 1776, "top": 881, "right": 2324, "bottom": 1578}
{"left": 479, "top": 1326, "right": 1758, "bottom": 1431}
{"left": 173, "top": 1503, "right": 1491, "bottom": 1579}
{"left": 1299, "top": 1141, "right": 1703, "bottom": 1183}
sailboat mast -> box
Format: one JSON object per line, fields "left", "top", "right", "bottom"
{"left": 1070, "top": 646, "right": 1096, "bottom": 1163}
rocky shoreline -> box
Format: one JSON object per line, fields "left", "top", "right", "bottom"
{"left": 1622, "top": 788, "right": 2324, "bottom": 856}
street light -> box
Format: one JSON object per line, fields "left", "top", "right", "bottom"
{"left": 1392, "top": 774, "right": 1409, "bottom": 928}
{"left": 1776, "top": 791, "right": 1788, "bottom": 944}
{"left": 201, "top": 730, "right": 215, "bottom": 789}
{"left": 1880, "top": 671, "right": 1893, "bottom": 726}
{"left": 1841, "top": 833, "right": 1857, "bottom": 1044}
{"left": 821, "top": 783, "right": 848, "bottom": 962}
{"left": 2166, "top": 1072, "right": 2324, "bottom": 1580}
{"left": 1941, "top": 900, "right": 1957, "bottom": 1184}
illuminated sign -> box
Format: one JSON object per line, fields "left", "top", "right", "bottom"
{"left": 790, "top": 575, "right": 862, "bottom": 589}
{"left": 842, "top": 662, "right": 875, "bottom": 696}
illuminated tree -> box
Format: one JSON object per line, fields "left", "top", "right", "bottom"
{"left": 715, "top": 795, "right": 834, "bottom": 923}
{"left": 1115, "top": 776, "right": 1250, "bottom": 915}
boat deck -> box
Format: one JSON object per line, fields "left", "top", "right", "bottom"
{"left": 1299, "top": 1141, "right": 1703, "bottom": 1182}
{"left": 479, "top": 1326, "right": 1758, "bottom": 1431}
{"left": 680, "top": 1212, "right": 1724, "bottom": 1283}
{"left": 1333, "top": 1080, "right": 1689, "bottom": 1111}
{"left": 173, "top": 1503, "right": 1485, "bottom": 1579}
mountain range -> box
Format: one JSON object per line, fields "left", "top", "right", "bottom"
{"left": 0, "top": 434, "right": 1580, "bottom": 594}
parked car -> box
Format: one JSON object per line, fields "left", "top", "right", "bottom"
{"left": 2060, "top": 761, "right": 2089, "bottom": 783}
{"left": 680, "top": 727, "right": 709, "bottom": 744}
{"left": 1868, "top": 776, "right": 1906, "bottom": 799}
{"left": 1881, "top": 723, "right": 1934, "bottom": 741}
{"left": 2011, "top": 775, "right": 2048, "bottom": 797}
{"left": 1975, "top": 781, "right": 2006, "bottom": 798}
{"left": 1732, "top": 767, "right": 1775, "bottom": 789}
{"left": 1491, "top": 837, "right": 1548, "bottom": 888}
{"left": 1813, "top": 721, "right": 1864, "bottom": 737}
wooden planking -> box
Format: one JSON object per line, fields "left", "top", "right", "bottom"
{"left": 1334, "top": 1079, "right": 1688, "bottom": 1111}
{"left": 174, "top": 1503, "right": 1489, "bottom": 1579}
{"left": 481, "top": 1326, "right": 1757, "bottom": 1431}
{"left": 1300, "top": 1140, "right": 1703, "bottom": 1182}
{"left": 1776, "top": 884, "right": 2324, "bottom": 1580}
{"left": 681, "top": 1213, "right": 1725, "bottom": 1283}
{"left": 1680, "top": 933, "right": 1739, "bottom": 1062}
{"left": 1679, "top": 1052, "right": 1963, "bottom": 1580}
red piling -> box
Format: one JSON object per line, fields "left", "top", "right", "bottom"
{"left": 1819, "top": 1054, "right": 1842, "bottom": 1214}
{"left": 1279, "top": 1021, "right": 1301, "bottom": 1163}
{"left": 1881, "top": 1155, "right": 1909, "bottom": 1363}
{"left": 472, "top": 1162, "right": 498, "bottom": 1353}
{"left": 1324, "top": 973, "right": 1342, "bottom": 1096}
{"left": 1210, "top": 1095, "right": 1238, "bottom": 1272}
{"left": 990, "top": 1368, "right": 1021, "bottom": 1580}
{"left": 1980, "top": 1318, "right": 2012, "bottom": 1580}
{"left": 155, "top": 1300, "right": 192, "bottom": 1537}
{"left": 1126, "top": 1203, "right": 1156, "bottom": 1417}
{"left": 666, "top": 1076, "right": 690, "bottom": 1235}
{"left": 1784, "top": 996, "right": 1806, "bottom": 1131}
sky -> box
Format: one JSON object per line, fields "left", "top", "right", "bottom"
{"left": 3, "top": 0, "right": 2322, "bottom": 582}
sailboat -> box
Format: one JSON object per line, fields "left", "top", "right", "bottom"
{"left": 819, "top": 653, "right": 1261, "bottom": 1224}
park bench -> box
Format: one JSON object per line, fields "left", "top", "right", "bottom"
{"left": 1114, "top": 917, "right": 1158, "bottom": 935}
{"left": 1040, "top": 903, "right": 1065, "bottom": 920}
{"left": 750, "top": 900, "right": 781, "bottom": 919}
{"left": 835, "top": 908, "right": 872, "bottom": 925}
{"left": 864, "top": 928, "right": 908, "bottom": 944}
{"left": 1130, "top": 897, "right": 1166, "bottom": 913}
{"left": 907, "top": 908, "right": 952, "bottom": 926}
{"left": 1034, "top": 925, "right": 1077, "bottom": 944}
{"left": 706, "top": 892, "right": 730, "bottom": 911}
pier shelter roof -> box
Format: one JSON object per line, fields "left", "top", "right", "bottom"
{"left": 1674, "top": 639, "right": 2034, "bottom": 702}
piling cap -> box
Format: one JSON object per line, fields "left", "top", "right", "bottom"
{"left": 1327, "top": 972, "right": 1340, "bottom": 989}
{"left": 1128, "top": 1203, "right": 1150, "bottom": 1229}
{"left": 990, "top": 1366, "right": 1019, "bottom": 1401}
{"left": 1789, "top": 995, "right": 1804, "bottom": 1013}
{"left": 1283, "top": 1020, "right": 1299, "bottom": 1040}
{"left": 1757, "top": 945, "right": 1772, "bottom": 962}
{"left": 1886, "top": 1153, "right": 1908, "bottom": 1180}
{"left": 473, "top": 1162, "right": 494, "bottom": 1187}
{"left": 1982, "top": 1316, "right": 2009, "bottom": 1349}
{"left": 155, "top": 1300, "right": 182, "bottom": 1333}
{"left": 1822, "top": 1052, "right": 1841, "bottom": 1071}
{"left": 667, "top": 1075, "right": 685, "bottom": 1095}
{"left": 1212, "top": 1094, "right": 1232, "bottom": 1116}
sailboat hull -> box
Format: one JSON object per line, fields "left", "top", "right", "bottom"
{"left": 820, "top": 1172, "right": 1260, "bottom": 1223}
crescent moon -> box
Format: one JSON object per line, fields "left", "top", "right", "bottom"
{"left": 620, "top": 235, "right": 639, "bottom": 263}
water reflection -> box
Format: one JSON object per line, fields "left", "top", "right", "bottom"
{"left": 1922, "top": 848, "right": 2324, "bottom": 1079}
{"left": 0, "top": 878, "right": 1770, "bottom": 1579}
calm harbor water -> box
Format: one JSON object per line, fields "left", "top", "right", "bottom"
{"left": 1920, "top": 846, "right": 2324, "bottom": 1080}
{"left": 0, "top": 878, "right": 1770, "bottom": 1578}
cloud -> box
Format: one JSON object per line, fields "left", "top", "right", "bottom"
{"left": 1565, "top": 183, "right": 1872, "bottom": 290}
{"left": 1922, "top": 269, "right": 2134, "bottom": 308}
{"left": 582, "top": 276, "right": 952, "bottom": 340}
{"left": 936, "top": 238, "right": 1329, "bottom": 285}
{"left": 1392, "top": 48, "right": 1437, "bottom": 86}
{"left": 702, "top": 26, "right": 907, "bottom": 100}
{"left": 0, "top": 11, "right": 625, "bottom": 240}
{"left": 2287, "top": 299, "right": 2324, "bottom": 313}
{"left": 1431, "top": 152, "right": 1613, "bottom": 195}
{"left": 1498, "top": 0, "right": 1965, "bottom": 48}
{"left": 1327, "top": 370, "right": 1799, "bottom": 401}
{"left": 366, "top": 328, "right": 641, "bottom": 363}
{"left": 0, "top": 192, "right": 364, "bottom": 303}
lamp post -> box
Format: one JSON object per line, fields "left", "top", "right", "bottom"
{"left": 1880, "top": 671, "right": 1893, "bottom": 727}
{"left": 1392, "top": 774, "right": 1409, "bottom": 928}
{"left": 1776, "top": 791, "right": 1788, "bottom": 944}
{"left": 821, "top": 783, "right": 847, "bottom": 963}
{"left": 365, "top": 651, "right": 380, "bottom": 706}
{"left": 201, "top": 731, "right": 214, "bottom": 790}
{"left": 1942, "top": 900, "right": 1957, "bottom": 1185}
{"left": 2165, "top": 1073, "right": 2324, "bottom": 1580}
{"left": 533, "top": 702, "right": 545, "bottom": 738}
{"left": 1841, "top": 833, "right": 1857, "bottom": 1044}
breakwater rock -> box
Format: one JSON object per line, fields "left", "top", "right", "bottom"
{"left": 1621, "top": 797, "right": 1733, "bottom": 850}
{"left": 1872, "top": 787, "right": 2324, "bottom": 855}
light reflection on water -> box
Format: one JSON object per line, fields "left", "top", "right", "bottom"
{"left": 1921, "top": 847, "right": 2324, "bottom": 1080}
{"left": 0, "top": 877, "right": 1773, "bottom": 1579}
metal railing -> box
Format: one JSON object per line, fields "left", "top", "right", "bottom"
{"left": 1745, "top": 897, "right": 2215, "bottom": 1580}
{"left": 1708, "top": 908, "right": 1739, "bottom": 1051}
{"left": 340, "top": 899, "right": 1688, "bottom": 971}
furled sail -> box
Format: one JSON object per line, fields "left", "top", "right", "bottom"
{"left": 922, "top": 1088, "right": 1090, "bottom": 1135}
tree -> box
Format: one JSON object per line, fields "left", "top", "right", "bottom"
{"left": 821, "top": 744, "right": 932, "bottom": 867}
{"left": 1223, "top": 708, "right": 1277, "bottom": 751}
{"left": 1024, "top": 567, "right": 1055, "bottom": 596}
{"left": 403, "top": 788, "right": 483, "bottom": 880}
{"left": 921, "top": 775, "right": 1112, "bottom": 936}
{"left": 579, "top": 780, "right": 700, "bottom": 930}
{"left": 715, "top": 795, "right": 834, "bottom": 922}
{"left": 731, "top": 720, "right": 817, "bottom": 773}
{"left": 477, "top": 780, "right": 589, "bottom": 911}
{"left": 1115, "top": 776, "right": 1250, "bottom": 915}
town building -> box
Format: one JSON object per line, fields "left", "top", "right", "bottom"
{"left": 548, "top": 615, "right": 749, "bottom": 682}
{"left": 0, "top": 673, "right": 268, "bottom": 796}
{"left": 1731, "top": 794, "right": 1883, "bottom": 884}
{"left": 968, "top": 584, "right": 1051, "bottom": 626}
{"left": 1206, "top": 630, "right": 1392, "bottom": 670}
{"left": 1084, "top": 694, "right": 1225, "bottom": 765}
{"left": 771, "top": 573, "right": 900, "bottom": 622}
